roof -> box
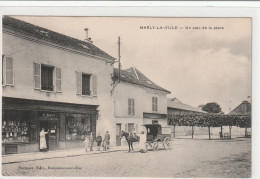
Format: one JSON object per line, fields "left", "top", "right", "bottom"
{"left": 114, "top": 67, "right": 171, "bottom": 93}
{"left": 167, "top": 98, "right": 206, "bottom": 113}
{"left": 2, "top": 16, "right": 116, "bottom": 62}
{"left": 228, "top": 100, "right": 251, "bottom": 115}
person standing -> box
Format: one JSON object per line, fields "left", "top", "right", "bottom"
{"left": 130, "top": 128, "right": 137, "bottom": 139}
{"left": 96, "top": 135, "right": 102, "bottom": 152}
{"left": 83, "top": 135, "right": 90, "bottom": 152}
{"left": 104, "top": 131, "right": 110, "bottom": 151}
{"left": 40, "top": 128, "right": 49, "bottom": 152}
{"left": 139, "top": 131, "right": 147, "bottom": 153}
{"left": 89, "top": 132, "right": 94, "bottom": 151}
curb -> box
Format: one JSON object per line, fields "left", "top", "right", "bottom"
{"left": 2, "top": 147, "right": 128, "bottom": 165}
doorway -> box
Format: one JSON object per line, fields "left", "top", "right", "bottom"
{"left": 39, "top": 120, "right": 58, "bottom": 150}
{"left": 116, "top": 124, "right": 121, "bottom": 146}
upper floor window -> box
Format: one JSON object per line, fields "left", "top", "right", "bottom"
{"left": 82, "top": 74, "right": 91, "bottom": 95}
{"left": 128, "top": 99, "right": 135, "bottom": 116}
{"left": 41, "top": 65, "right": 54, "bottom": 91}
{"left": 33, "top": 63, "right": 61, "bottom": 92}
{"left": 76, "top": 71, "right": 97, "bottom": 96}
{"left": 152, "top": 97, "right": 158, "bottom": 112}
{"left": 2, "top": 55, "right": 14, "bottom": 86}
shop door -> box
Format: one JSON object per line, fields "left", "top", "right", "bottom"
{"left": 116, "top": 124, "right": 121, "bottom": 146}
{"left": 39, "top": 121, "right": 49, "bottom": 150}
{"left": 48, "top": 120, "right": 58, "bottom": 150}
{"left": 39, "top": 120, "right": 58, "bottom": 151}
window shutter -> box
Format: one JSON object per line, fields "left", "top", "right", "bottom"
{"left": 33, "top": 63, "right": 41, "bottom": 89}
{"left": 152, "top": 97, "right": 154, "bottom": 111}
{"left": 56, "top": 67, "right": 62, "bottom": 92}
{"left": 92, "top": 74, "right": 97, "bottom": 96}
{"left": 6, "top": 57, "right": 14, "bottom": 86}
{"left": 155, "top": 97, "right": 158, "bottom": 111}
{"left": 128, "top": 99, "right": 131, "bottom": 115}
{"left": 132, "top": 99, "right": 135, "bottom": 115}
{"left": 2, "top": 55, "right": 6, "bottom": 86}
{"left": 76, "top": 71, "right": 82, "bottom": 95}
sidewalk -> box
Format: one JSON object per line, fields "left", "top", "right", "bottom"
{"left": 2, "top": 144, "right": 133, "bottom": 164}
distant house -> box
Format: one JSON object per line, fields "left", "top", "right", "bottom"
{"left": 112, "top": 67, "right": 171, "bottom": 146}
{"left": 167, "top": 98, "right": 206, "bottom": 115}
{"left": 228, "top": 100, "right": 251, "bottom": 115}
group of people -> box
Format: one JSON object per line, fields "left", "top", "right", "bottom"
{"left": 39, "top": 128, "right": 111, "bottom": 153}
{"left": 83, "top": 131, "right": 110, "bottom": 152}
{"left": 40, "top": 127, "right": 146, "bottom": 153}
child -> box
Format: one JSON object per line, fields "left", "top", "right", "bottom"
{"left": 83, "top": 135, "right": 90, "bottom": 152}
{"left": 96, "top": 135, "right": 102, "bottom": 152}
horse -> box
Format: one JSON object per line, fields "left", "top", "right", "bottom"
{"left": 120, "top": 131, "right": 139, "bottom": 153}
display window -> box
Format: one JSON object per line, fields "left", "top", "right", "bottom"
{"left": 2, "top": 110, "right": 30, "bottom": 143}
{"left": 65, "top": 114, "right": 91, "bottom": 141}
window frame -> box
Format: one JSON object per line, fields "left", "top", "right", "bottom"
{"left": 152, "top": 97, "right": 158, "bottom": 112}
{"left": 76, "top": 71, "right": 97, "bottom": 97}
{"left": 33, "top": 62, "right": 61, "bottom": 93}
{"left": 128, "top": 98, "right": 135, "bottom": 116}
{"left": 81, "top": 73, "right": 92, "bottom": 96}
{"left": 41, "top": 64, "right": 54, "bottom": 92}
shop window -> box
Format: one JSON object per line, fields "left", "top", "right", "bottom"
{"left": 76, "top": 71, "right": 97, "bottom": 96}
{"left": 128, "top": 99, "right": 135, "bottom": 116}
{"left": 2, "top": 110, "right": 30, "bottom": 144}
{"left": 65, "top": 114, "right": 91, "bottom": 141}
{"left": 152, "top": 97, "right": 158, "bottom": 112}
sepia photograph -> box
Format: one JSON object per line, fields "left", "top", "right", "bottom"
{"left": 1, "top": 15, "right": 252, "bottom": 178}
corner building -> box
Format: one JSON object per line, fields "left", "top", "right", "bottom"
{"left": 2, "top": 16, "right": 116, "bottom": 154}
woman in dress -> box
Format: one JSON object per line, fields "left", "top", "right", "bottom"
{"left": 139, "top": 131, "right": 147, "bottom": 153}
{"left": 40, "top": 128, "right": 49, "bottom": 152}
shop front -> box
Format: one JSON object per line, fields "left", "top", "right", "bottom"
{"left": 2, "top": 97, "right": 98, "bottom": 155}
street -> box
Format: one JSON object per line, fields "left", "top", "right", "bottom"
{"left": 2, "top": 138, "right": 251, "bottom": 178}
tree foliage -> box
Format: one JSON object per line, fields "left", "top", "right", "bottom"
{"left": 168, "top": 113, "right": 251, "bottom": 128}
{"left": 202, "top": 102, "right": 222, "bottom": 113}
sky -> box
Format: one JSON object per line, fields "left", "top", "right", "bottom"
{"left": 12, "top": 16, "right": 252, "bottom": 114}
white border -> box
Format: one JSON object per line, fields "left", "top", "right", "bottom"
{"left": 0, "top": 4, "right": 259, "bottom": 179}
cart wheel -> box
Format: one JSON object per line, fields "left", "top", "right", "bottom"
{"left": 152, "top": 142, "right": 159, "bottom": 151}
{"left": 163, "top": 137, "right": 172, "bottom": 150}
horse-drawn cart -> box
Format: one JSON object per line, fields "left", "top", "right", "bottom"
{"left": 144, "top": 124, "right": 172, "bottom": 151}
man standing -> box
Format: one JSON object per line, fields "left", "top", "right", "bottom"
{"left": 104, "top": 131, "right": 110, "bottom": 151}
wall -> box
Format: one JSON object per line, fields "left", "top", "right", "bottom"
{"left": 2, "top": 30, "right": 116, "bottom": 145}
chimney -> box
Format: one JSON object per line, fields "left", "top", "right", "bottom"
{"left": 84, "top": 28, "right": 93, "bottom": 43}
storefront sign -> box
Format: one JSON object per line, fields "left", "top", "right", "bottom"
{"left": 143, "top": 112, "right": 167, "bottom": 119}
{"left": 39, "top": 112, "right": 58, "bottom": 120}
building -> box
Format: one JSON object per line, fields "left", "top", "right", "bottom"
{"left": 112, "top": 67, "right": 171, "bottom": 146}
{"left": 228, "top": 100, "right": 251, "bottom": 115}
{"left": 2, "top": 16, "right": 116, "bottom": 154}
{"left": 167, "top": 98, "right": 206, "bottom": 115}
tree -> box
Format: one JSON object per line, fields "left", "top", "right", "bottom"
{"left": 202, "top": 102, "right": 222, "bottom": 113}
